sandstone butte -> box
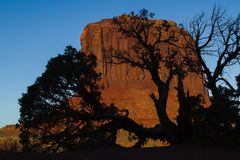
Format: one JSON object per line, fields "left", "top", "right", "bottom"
{"left": 80, "top": 18, "right": 210, "bottom": 128}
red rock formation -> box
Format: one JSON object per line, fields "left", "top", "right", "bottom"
{"left": 0, "top": 125, "right": 19, "bottom": 137}
{"left": 80, "top": 19, "right": 209, "bottom": 127}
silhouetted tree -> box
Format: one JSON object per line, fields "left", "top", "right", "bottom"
{"left": 111, "top": 9, "right": 198, "bottom": 144}
{"left": 183, "top": 6, "right": 240, "bottom": 144}
{"left": 112, "top": 8, "right": 240, "bottom": 145}
{"left": 19, "top": 45, "right": 172, "bottom": 152}
{"left": 18, "top": 46, "right": 130, "bottom": 152}
{"left": 237, "top": 74, "right": 240, "bottom": 95}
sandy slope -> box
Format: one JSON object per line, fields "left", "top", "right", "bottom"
{"left": 0, "top": 144, "right": 239, "bottom": 160}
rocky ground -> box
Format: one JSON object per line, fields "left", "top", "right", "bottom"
{"left": 0, "top": 144, "right": 239, "bottom": 160}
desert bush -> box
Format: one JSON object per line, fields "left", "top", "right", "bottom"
{"left": 0, "top": 137, "right": 21, "bottom": 152}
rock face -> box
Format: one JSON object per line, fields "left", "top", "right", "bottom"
{"left": 80, "top": 19, "right": 209, "bottom": 127}
{"left": 0, "top": 125, "right": 19, "bottom": 137}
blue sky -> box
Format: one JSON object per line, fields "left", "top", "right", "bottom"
{"left": 0, "top": 0, "right": 239, "bottom": 127}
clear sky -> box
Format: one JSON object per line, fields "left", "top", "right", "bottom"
{"left": 0, "top": 0, "right": 239, "bottom": 127}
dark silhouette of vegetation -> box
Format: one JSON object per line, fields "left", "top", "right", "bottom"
{"left": 0, "top": 138, "right": 20, "bottom": 152}
{"left": 18, "top": 46, "right": 132, "bottom": 152}
{"left": 18, "top": 8, "right": 240, "bottom": 152}
{"left": 183, "top": 6, "right": 240, "bottom": 144}
{"left": 111, "top": 9, "right": 200, "bottom": 144}
{"left": 18, "top": 46, "right": 167, "bottom": 152}
{"left": 111, "top": 8, "right": 240, "bottom": 145}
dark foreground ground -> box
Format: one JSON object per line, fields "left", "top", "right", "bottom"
{"left": 0, "top": 144, "right": 240, "bottom": 160}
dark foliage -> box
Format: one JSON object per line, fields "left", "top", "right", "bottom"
{"left": 112, "top": 8, "right": 240, "bottom": 145}
{"left": 18, "top": 46, "right": 125, "bottom": 152}
{"left": 111, "top": 9, "right": 199, "bottom": 144}
{"left": 0, "top": 138, "right": 20, "bottom": 152}
{"left": 191, "top": 76, "right": 240, "bottom": 145}
{"left": 183, "top": 6, "right": 240, "bottom": 144}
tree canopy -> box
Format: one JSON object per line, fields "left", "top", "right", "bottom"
{"left": 18, "top": 46, "right": 126, "bottom": 152}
